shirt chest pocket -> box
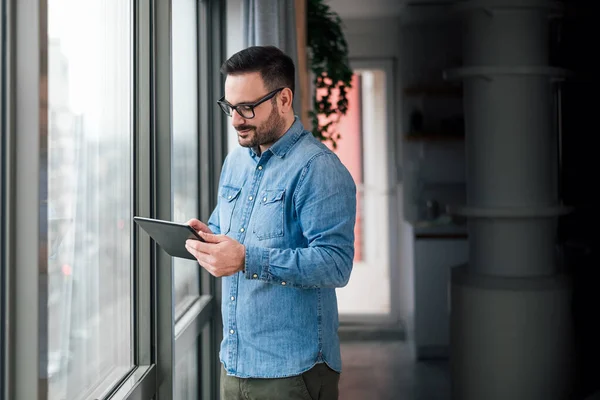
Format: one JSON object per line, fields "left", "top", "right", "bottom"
{"left": 252, "top": 189, "right": 285, "bottom": 240}
{"left": 219, "top": 185, "right": 242, "bottom": 235}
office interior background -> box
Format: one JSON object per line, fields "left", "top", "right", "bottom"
{"left": 1, "top": 0, "right": 598, "bottom": 399}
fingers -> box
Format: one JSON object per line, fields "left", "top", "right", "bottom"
{"left": 185, "top": 238, "right": 213, "bottom": 254}
{"left": 198, "top": 231, "right": 228, "bottom": 243}
{"left": 184, "top": 237, "right": 244, "bottom": 278}
{"left": 185, "top": 218, "right": 200, "bottom": 227}
{"left": 185, "top": 236, "right": 227, "bottom": 259}
{"left": 185, "top": 240, "right": 214, "bottom": 264}
{"left": 186, "top": 218, "right": 212, "bottom": 234}
{"left": 183, "top": 242, "right": 226, "bottom": 278}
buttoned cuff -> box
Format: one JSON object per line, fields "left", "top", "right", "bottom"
{"left": 244, "top": 246, "right": 270, "bottom": 281}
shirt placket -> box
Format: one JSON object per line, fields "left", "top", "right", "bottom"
{"left": 227, "top": 152, "right": 270, "bottom": 372}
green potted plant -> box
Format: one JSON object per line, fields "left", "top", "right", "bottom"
{"left": 307, "top": 0, "right": 353, "bottom": 149}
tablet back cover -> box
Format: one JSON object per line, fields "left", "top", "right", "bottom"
{"left": 134, "top": 217, "right": 200, "bottom": 260}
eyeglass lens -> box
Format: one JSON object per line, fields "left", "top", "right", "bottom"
{"left": 220, "top": 102, "right": 254, "bottom": 119}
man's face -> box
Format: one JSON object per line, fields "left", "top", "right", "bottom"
{"left": 223, "top": 72, "right": 286, "bottom": 150}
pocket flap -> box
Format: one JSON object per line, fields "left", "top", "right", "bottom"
{"left": 220, "top": 185, "right": 242, "bottom": 202}
{"left": 260, "top": 189, "right": 285, "bottom": 204}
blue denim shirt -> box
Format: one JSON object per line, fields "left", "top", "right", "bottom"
{"left": 208, "top": 116, "right": 356, "bottom": 378}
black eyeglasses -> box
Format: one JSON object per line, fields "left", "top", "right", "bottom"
{"left": 217, "top": 87, "right": 284, "bottom": 119}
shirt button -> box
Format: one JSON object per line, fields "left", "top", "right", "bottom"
{"left": 228, "top": 195, "right": 232, "bottom": 199}
{"left": 263, "top": 197, "right": 267, "bottom": 202}
{"left": 230, "top": 329, "right": 235, "bottom": 334}
{"left": 231, "top": 296, "right": 235, "bottom": 301}
{"left": 240, "top": 227, "right": 245, "bottom": 233}
{"left": 258, "top": 166, "right": 263, "bottom": 170}
{"left": 252, "top": 273, "right": 258, "bottom": 278}
{"left": 281, "top": 281, "right": 286, "bottom": 286}
{"left": 248, "top": 196, "right": 253, "bottom": 201}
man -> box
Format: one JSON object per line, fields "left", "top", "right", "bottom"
{"left": 185, "top": 45, "right": 356, "bottom": 400}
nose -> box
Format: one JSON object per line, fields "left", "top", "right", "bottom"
{"left": 232, "top": 109, "right": 245, "bottom": 126}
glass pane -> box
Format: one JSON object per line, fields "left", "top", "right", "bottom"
{"left": 175, "top": 341, "right": 199, "bottom": 400}
{"left": 46, "top": 1, "right": 134, "bottom": 399}
{"left": 172, "top": 0, "right": 200, "bottom": 318}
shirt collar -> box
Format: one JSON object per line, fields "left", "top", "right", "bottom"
{"left": 247, "top": 116, "right": 306, "bottom": 159}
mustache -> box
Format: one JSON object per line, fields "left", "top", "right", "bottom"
{"left": 235, "top": 125, "right": 255, "bottom": 132}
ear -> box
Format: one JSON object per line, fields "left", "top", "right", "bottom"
{"left": 278, "top": 88, "right": 294, "bottom": 113}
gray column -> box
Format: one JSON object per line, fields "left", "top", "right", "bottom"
{"left": 445, "top": 0, "right": 575, "bottom": 398}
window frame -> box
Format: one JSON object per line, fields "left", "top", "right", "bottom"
{"left": 197, "top": 0, "right": 227, "bottom": 398}
{"left": 0, "top": 0, "right": 7, "bottom": 397}
{"left": 6, "top": 0, "right": 48, "bottom": 398}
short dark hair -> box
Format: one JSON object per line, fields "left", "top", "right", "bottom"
{"left": 220, "top": 45, "right": 295, "bottom": 96}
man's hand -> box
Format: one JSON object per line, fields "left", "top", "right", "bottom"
{"left": 185, "top": 232, "right": 245, "bottom": 277}
{"left": 186, "top": 218, "right": 213, "bottom": 235}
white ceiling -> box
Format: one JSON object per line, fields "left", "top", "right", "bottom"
{"left": 323, "top": 0, "right": 455, "bottom": 19}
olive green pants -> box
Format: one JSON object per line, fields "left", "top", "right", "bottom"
{"left": 220, "top": 362, "right": 340, "bottom": 400}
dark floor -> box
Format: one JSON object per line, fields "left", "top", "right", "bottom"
{"left": 339, "top": 340, "right": 450, "bottom": 400}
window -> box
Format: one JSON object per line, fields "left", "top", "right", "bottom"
{"left": 46, "top": 1, "right": 134, "bottom": 398}
{"left": 172, "top": 0, "right": 200, "bottom": 318}
{"left": 5, "top": 0, "right": 226, "bottom": 397}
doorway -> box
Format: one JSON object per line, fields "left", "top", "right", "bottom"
{"left": 329, "top": 59, "right": 400, "bottom": 325}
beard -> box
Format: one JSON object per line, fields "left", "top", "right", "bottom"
{"left": 235, "top": 102, "right": 286, "bottom": 150}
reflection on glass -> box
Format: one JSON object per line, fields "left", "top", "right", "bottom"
{"left": 172, "top": 0, "right": 200, "bottom": 317}
{"left": 175, "top": 342, "right": 199, "bottom": 400}
{"left": 46, "top": 1, "right": 133, "bottom": 398}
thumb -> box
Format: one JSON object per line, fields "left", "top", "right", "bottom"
{"left": 199, "top": 231, "right": 228, "bottom": 244}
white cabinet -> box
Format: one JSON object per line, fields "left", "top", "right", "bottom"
{"left": 414, "top": 236, "right": 468, "bottom": 359}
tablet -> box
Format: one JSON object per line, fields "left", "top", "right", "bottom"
{"left": 133, "top": 216, "right": 205, "bottom": 260}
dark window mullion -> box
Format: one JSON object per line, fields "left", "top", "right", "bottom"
{"left": 0, "top": 0, "right": 6, "bottom": 397}
{"left": 198, "top": 1, "right": 227, "bottom": 399}
{"left": 152, "top": 0, "right": 175, "bottom": 398}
